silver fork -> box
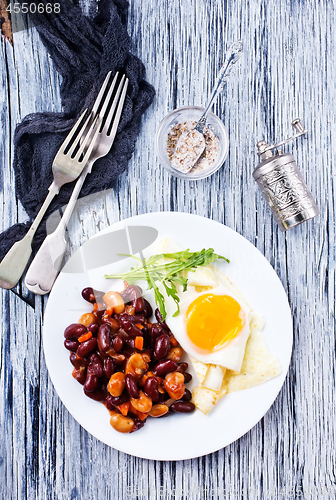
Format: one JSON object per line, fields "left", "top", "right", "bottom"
{"left": 0, "top": 108, "right": 102, "bottom": 290}
{"left": 25, "top": 72, "right": 129, "bottom": 294}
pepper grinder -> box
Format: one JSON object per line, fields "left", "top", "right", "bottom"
{"left": 253, "top": 119, "right": 319, "bottom": 231}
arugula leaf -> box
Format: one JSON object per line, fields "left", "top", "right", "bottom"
{"left": 104, "top": 248, "right": 229, "bottom": 320}
{"left": 163, "top": 280, "right": 180, "bottom": 317}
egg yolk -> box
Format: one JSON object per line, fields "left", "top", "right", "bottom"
{"left": 186, "top": 294, "right": 245, "bottom": 352}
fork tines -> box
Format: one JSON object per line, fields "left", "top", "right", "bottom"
{"left": 56, "top": 72, "right": 128, "bottom": 167}
{"left": 96, "top": 71, "right": 129, "bottom": 137}
{"left": 56, "top": 110, "right": 101, "bottom": 165}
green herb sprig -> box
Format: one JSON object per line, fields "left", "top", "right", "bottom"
{"left": 104, "top": 249, "right": 229, "bottom": 321}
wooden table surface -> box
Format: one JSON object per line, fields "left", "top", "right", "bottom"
{"left": 1, "top": 1, "right": 335, "bottom": 499}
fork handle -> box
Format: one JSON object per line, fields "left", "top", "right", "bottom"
{"left": 25, "top": 164, "right": 92, "bottom": 295}
{"left": 24, "top": 225, "right": 68, "bottom": 295}
{"left": 0, "top": 182, "right": 59, "bottom": 289}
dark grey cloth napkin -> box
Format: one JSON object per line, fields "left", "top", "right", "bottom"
{"left": 0, "top": 0, "right": 155, "bottom": 262}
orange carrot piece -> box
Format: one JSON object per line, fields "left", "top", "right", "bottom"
{"left": 170, "top": 337, "right": 179, "bottom": 347}
{"left": 139, "top": 371, "right": 154, "bottom": 387}
{"left": 106, "top": 307, "right": 113, "bottom": 316}
{"left": 93, "top": 303, "right": 98, "bottom": 312}
{"left": 78, "top": 332, "right": 92, "bottom": 343}
{"left": 117, "top": 402, "right": 130, "bottom": 416}
{"left": 134, "top": 336, "right": 144, "bottom": 350}
{"left": 135, "top": 323, "right": 144, "bottom": 330}
{"left": 129, "top": 405, "right": 148, "bottom": 420}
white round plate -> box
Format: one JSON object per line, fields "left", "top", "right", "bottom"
{"left": 43, "top": 212, "right": 292, "bottom": 460}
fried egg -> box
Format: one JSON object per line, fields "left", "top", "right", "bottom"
{"left": 144, "top": 237, "right": 281, "bottom": 415}
{"left": 165, "top": 270, "right": 252, "bottom": 373}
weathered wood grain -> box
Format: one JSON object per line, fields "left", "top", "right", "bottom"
{"left": 1, "top": 0, "right": 336, "bottom": 499}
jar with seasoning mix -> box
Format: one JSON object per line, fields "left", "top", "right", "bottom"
{"left": 156, "top": 106, "right": 229, "bottom": 180}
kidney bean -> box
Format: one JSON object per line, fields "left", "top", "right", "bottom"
{"left": 70, "top": 352, "right": 80, "bottom": 368}
{"left": 81, "top": 287, "right": 95, "bottom": 303}
{"left": 105, "top": 394, "right": 114, "bottom": 411}
{"left": 103, "top": 358, "right": 115, "bottom": 379}
{"left": 86, "top": 363, "right": 96, "bottom": 376}
{"left": 120, "top": 318, "right": 142, "bottom": 338}
{"left": 132, "top": 314, "right": 146, "bottom": 324}
{"left": 89, "top": 353, "right": 104, "bottom": 378}
{"left": 72, "top": 367, "right": 86, "bottom": 385}
{"left": 155, "top": 308, "right": 163, "bottom": 323}
{"left": 84, "top": 386, "right": 107, "bottom": 402}
{"left": 124, "top": 338, "right": 135, "bottom": 349}
{"left": 76, "top": 337, "right": 97, "bottom": 358}
{"left": 170, "top": 401, "right": 195, "bottom": 413}
{"left": 131, "top": 417, "right": 145, "bottom": 432}
{"left": 143, "top": 299, "right": 153, "bottom": 319}
{"left": 157, "top": 392, "right": 165, "bottom": 403}
{"left": 64, "top": 339, "right": 79, "bottom": 352}
{"left": 101, "top": 317, "right": 120, "bottom": 333}
{"left": 184, "top": 373, "right": 192, "bottom": 383}
{"left": 122, "top": 284, "right": 143, "bottom": 301}
{"left": 131, "top": 285, "right": 142, "bottom": 296}
{"left": 84, "top": 373, "right": 99, "bottom": 392}
{"left": 120, "top": 313, "right": 145, "bottom": 325}
{"left": 142, "top": 327, "right": 151, "bottom": 349}
{"left": 125, "top": 374, "right": 140, "bottom": 399}
{"left": 176, "top": 362, "right": 188, "bottom": 372}
{"left": 133, "top": 296, "right": 144, "bottom": 313}
{"left": 154, "top": 334, "right": 170, "bottom": 360}
{"left": 154, "top": 310, "right": 170, "bottom": 331}
{"left": 149, "top": 324, "right": 164, "bottom": 342}
{"left": 106, "top": 392, "right": 129, "bottom": 408}
{"left": 162, "top": 323, "right": 171, "bottom": 332}
{"left": 123, "top": 286, "right": 144, "bottom": 312}
{"left": 154, "top": 359, "right": 178, "bottom": 377}
{"left": 95, "top": 308, "right": 106, "bottom": 320}
{"left": 119, "top": 290, "right": 131, "bottom": 303}
{"left": 122, "top": 346, "right": 136, "bottom": 360}
{"left": 97, "top": 324, "right": 112, "bottom": 352}
{"left": 88, "top": 323, "right": 99, "bottom": 335}
{"left": 182, "top": 388, "right": 192, "bottom": 401}
{"left": 94, "top": 290, "right": 105, "bottom": 303}
{"left": 144, "top": 377, "right": 159, "bottom": 402}
{"left": 120, "top": 316, "right": 134, "bottom": 329}
{"left": 112, "top": 334, "right": 124, "bottom": 352}
{"left": 119, "top": 316, "right": 131, "bottom": 329}
{"left": 64, "top": 323, "right": 87, "bottom": 339}
{"left": 70, "top": 352, "right": 89, "bottom": 369}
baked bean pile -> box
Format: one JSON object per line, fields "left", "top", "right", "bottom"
{"left": 64, "top": 285, "right": 195, "bottom": 433}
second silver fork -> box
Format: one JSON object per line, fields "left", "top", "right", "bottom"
{"left": 25, "top": 72, "right": 129, "bottom": 294}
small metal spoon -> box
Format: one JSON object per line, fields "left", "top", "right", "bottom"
{"left": 171, "top": 41, "right": 243, "bottom": 173}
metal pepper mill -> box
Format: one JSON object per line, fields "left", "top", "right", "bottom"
{"left": 253, "top": 119, "right": 319, "bottom": 231}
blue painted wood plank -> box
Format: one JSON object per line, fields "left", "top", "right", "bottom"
{"left": 1, "top": 0, "right": 336, "bottom": 499}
